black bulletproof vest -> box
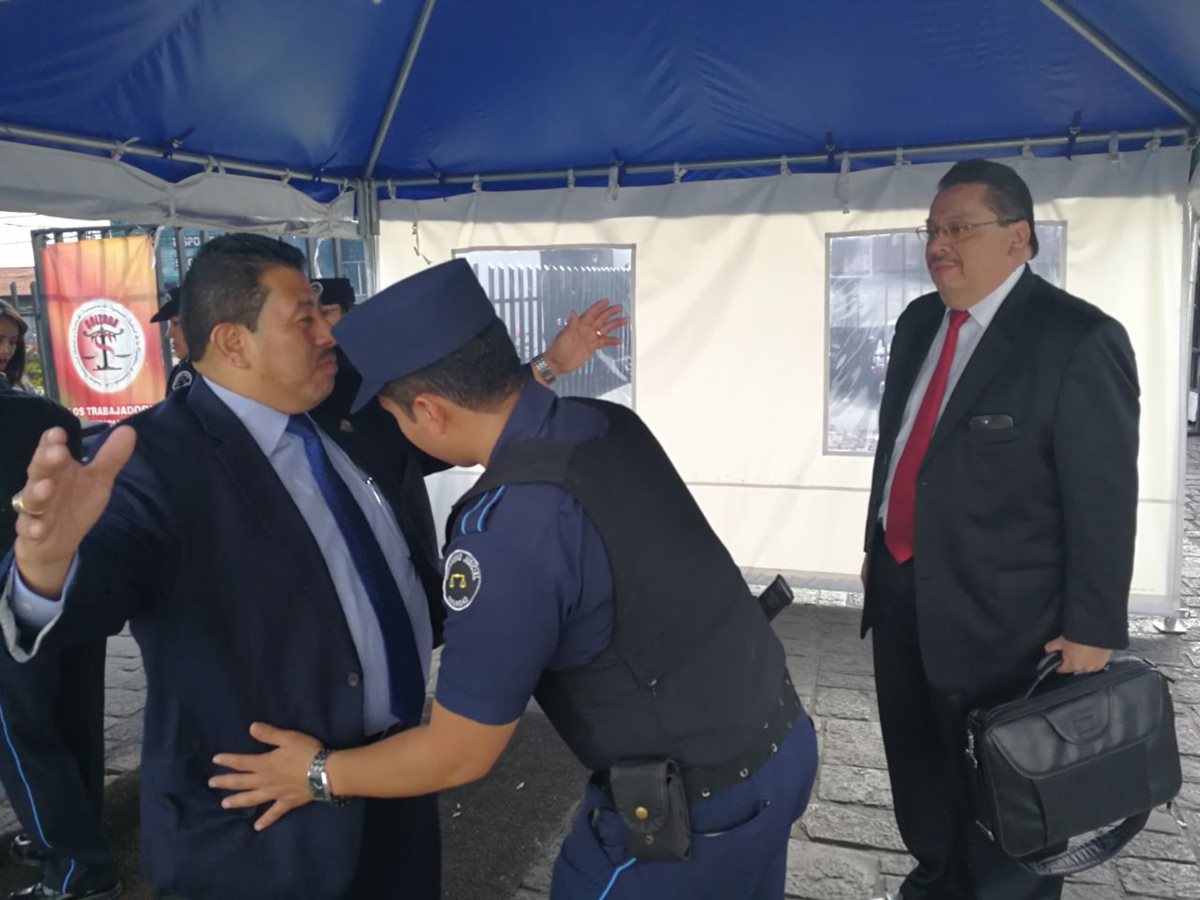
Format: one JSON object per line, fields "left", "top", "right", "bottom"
{"left": 448, "top": 400, "right": 786, "bottom": 772}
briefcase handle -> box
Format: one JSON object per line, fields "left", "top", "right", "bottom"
{"left": 1023, "top": 652, "right": 1066, "bottom": 698}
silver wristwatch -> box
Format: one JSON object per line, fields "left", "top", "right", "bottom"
{"left": 531, "top": 353, "right": 557, "bottom": 385}
{"left": 307, "top": 749, "right": 345, "bottom": 804}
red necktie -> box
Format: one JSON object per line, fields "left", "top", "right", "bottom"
{"left": 885, "top": 309, "right": 970, "bottom": 564}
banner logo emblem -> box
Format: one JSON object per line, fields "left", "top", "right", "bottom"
{"left": 68, "top": 299, "right": 146, "bottom": 394}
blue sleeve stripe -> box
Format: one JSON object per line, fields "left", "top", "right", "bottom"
{"left": 460, "top": 491, "right": 492, "bottom": 536}
{"left": 597, "top": 858, "right": 637, "bottom": 900}
{"left": 474, "top": 486, "right": 507, "bottom": 532}
{"left": 0, "top": 697, "right": 51, "bottom": 849}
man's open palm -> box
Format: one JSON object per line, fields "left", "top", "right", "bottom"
{"left": 14, "top": 425, "right": 136, "bottom": 595}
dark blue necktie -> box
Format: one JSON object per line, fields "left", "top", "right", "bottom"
{"left": 286, "top": 415, "right": 425, "bottom": 726}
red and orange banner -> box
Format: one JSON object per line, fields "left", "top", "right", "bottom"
{"left": 40, "top": 235, "right": 166, "bottom": 422}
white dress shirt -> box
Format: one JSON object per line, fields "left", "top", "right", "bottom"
{"left": 879, "top": 264, "right": 1026, "bottom": 523}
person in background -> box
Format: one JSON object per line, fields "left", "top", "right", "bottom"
{"left": 149, "top": 288, "right": 193, "bottom": 395}
{"left": 314, "top": 277, "right": 356, "bottom": 327}
{"left": 860, "top": 159, "right": 1139, "bottom": 900}
{"left": 0, "top": 369, "right": 118, "bottom": 900}
{"left": 0, "top": 299, "right": 30, "bottom": 391}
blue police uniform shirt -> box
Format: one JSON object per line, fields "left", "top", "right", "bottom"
{"left": 435, "top": 381, "right": 614, "bottom": 726}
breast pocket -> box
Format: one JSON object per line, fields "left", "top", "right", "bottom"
{"left": 962, "top": 425, "right": 1025, "bottom": 486}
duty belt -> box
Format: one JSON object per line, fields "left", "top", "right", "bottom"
{"left": 597, "top": 673, "right": 803, "bottom": 804}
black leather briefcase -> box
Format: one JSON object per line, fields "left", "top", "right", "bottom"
{"left": 965, "top": 654, "right": 1182, "bottom": 875}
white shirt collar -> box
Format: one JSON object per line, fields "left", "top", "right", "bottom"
{"left": 957, "top": 263, "right": 1026, "bottom": 330}
{"left": 202, "top": 376, "right": 294, "bottom": 456}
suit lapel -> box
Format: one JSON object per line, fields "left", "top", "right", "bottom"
{"left": 879, "top": 299, "right": 944, "bottom": 457}
{"left": 310, "top": 400, "right": 442, "bottom": 572}
{"left": 922, "top": 268, "right": 1036, "bottom": 467}
{"left": 186, "top": 379, "right": 356, "bottom": 651}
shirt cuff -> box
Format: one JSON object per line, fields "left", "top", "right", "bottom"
{"left": 1, "top": 558, "right": 78, "bottom": 660}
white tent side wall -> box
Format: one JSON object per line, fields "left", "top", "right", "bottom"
{"left": 380, "top": 148, "right": 1193, "bottom": 616}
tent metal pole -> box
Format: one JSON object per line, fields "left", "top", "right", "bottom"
{"left": 1039, "top": 0, "right": 1198, "bottom": 127}
{"left": 362, "top": 0, "right": 438, "bottom": 181}
{"left": 375, "top": 128, "right": 1192, "bottom": 189}
{"left": 0, "top": 122, "right": 351, "bottom": 187}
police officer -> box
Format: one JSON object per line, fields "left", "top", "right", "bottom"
{"left": 150, "top": 287, "right": 194, "bottom": 394}
{"left": 211, "top": 260, "right": 818, "bottom": 899}
{"left": 313, "top": 277, "right": 356, "bottom": 326}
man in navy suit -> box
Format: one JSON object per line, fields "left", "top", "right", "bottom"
{"left": 2, "top": 234, "right": 622, "bottom": 899}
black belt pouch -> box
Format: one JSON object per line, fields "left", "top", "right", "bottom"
{"left": 608, "top": 758, "right": 693, "bottom": 861}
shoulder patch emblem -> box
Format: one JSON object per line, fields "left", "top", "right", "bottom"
{"left": 443, "top": 549, "right": 483, "bottom": 611}
{"left": 170, "top": 369, "right": 193, "bottom": 391}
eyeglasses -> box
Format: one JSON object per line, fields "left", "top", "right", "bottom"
{"left": 916, "top": 219, "right": 1015, "bottom": 243}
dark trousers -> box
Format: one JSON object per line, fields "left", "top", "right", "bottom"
{"left": 157, "top": 794, "right": 441, "bottom": 900}
{"left": 347, "top": 794, "right": 441, "bottom": 898}
{"left": 550, "top": 712, "right": 818, "bottom": 899}
{"left": 869, "top": 539, "right": 1063, "bottom": 900}
{"left": 0, "top": 639, "right": 116, "bottom": 894}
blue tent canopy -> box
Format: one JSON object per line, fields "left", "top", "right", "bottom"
{"left": 0, "top": 0, "right": 1196, "bottom": 202}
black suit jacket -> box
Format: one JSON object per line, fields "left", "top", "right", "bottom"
{"left": 0, "top": 385, "right": 81, "bottom": 557}
{"left": 0, "top": 374, "right": 445, "bottom": 899}
{"left": 862, "top": 268, "right": 1140, "bottom": 696}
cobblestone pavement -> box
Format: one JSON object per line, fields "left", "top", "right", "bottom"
{"left": 4, "top": 442, "right": 1200, "bottom": 899}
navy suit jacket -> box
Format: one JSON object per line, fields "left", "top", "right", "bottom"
{"left": 2, "top": 375, "right": 446, "bottom": 899}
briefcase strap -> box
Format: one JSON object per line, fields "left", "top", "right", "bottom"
{"left": 1016, "top": 810, "right": 1150, "bottom": 877}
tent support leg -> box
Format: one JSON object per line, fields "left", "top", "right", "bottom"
{"left": 1154, "top": 615, "right": 1189, "bottom": 635}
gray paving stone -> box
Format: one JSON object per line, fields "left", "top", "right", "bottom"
{"left": 814, "top": 687, "right": 876, "bottom": 721}
{"left": 1063, "top": 884, "right": 1126, "bottom": 900}
{"left": 816, "top": 669, "right": 877, "bottom": 692}
{"left": 784, "top": 839, "right": 881, "bottom": 900}
{"left": 104, "top": 687, "right": 146, "bottom": 718}
{"left": 1145, "top": 806, "right": 1183, "bottom": 835}
{"left": 821, "top": 719, "right": 888, "bottom": 770}
{"left": 1118, "top": 858, "right": 1200, "bottom": 898}
{"left": 1182, "top": 754, "right": 1200, "bottom": 783}
{"left": 797, "top": 801, "right": 907, "bottom": 853}
{"left": 1067, "top": 860, "right": 1120, "bottom": 885}
{"left": 817, "top": 765, "right": 893, "bottom": 808}
{"left": 877, "top": 852, "right": 916, "bottom": 877}
{"left": 819, "top": 652, "right": 874, "bottom": 677}
{"left": 1124, "top": 827, "right": 1198, "bottom": 863}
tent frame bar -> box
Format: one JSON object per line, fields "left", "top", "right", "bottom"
{"left": 1, "top": 124, "right": 1191, "bottom": 197}
{"left": 1039, "top": 0, "right": 1198, "bottom": 127}
{"left": 0, "top": 122, "right": 353, "bottom": 188}
{"left": 378, "top": 127, "right": 1193, "bottom": 189}
{"left": 363, "top": 0, "right": 438, "bottom": 180}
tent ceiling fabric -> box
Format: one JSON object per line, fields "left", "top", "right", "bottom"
{"left": 0, "top": 0, "right": 1196, "bottom": 203}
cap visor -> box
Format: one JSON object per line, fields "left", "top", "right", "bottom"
{"left": 350, "top": 376, "right": 384, "bottom": 414}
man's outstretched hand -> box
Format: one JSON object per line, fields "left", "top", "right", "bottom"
{"left": 13, "top": 425, "right": 136, "bottom": 598}
{"left": 542, "top": 299, "right": 627, "bottom": 377}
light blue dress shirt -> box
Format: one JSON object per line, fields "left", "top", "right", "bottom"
{"left": 8, "top": 377, "right": 432, "bottom": 735}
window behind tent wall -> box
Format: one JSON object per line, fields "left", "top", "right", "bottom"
{"left": 150, "top": 229, "right": 370, "bottom": 304}
{"left": 452, "top": 246, "right": 636, "bottom": 407}
{"left": 824, "top": 223, "right": 1066, "bottom": 456}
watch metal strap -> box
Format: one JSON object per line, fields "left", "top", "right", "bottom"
{"left": 532, "top": 353, "right": 557, "bottom": 384}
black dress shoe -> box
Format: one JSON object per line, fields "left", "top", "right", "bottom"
{"left": 6, "top": 882, "right": 122, "bottom": 900}
{"left": 8, "top": 833, "right": 47, "bottom": 868}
